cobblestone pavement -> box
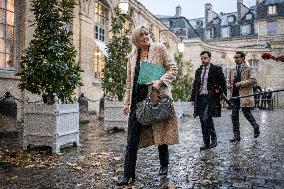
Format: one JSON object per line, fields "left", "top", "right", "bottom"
{"left": 1, "top": 109, "right": 284, "bottom": 189}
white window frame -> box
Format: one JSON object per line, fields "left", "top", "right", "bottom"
{"left": 248, "top": 59, "right": 259, "bottom": 72}
{"left": 246, "top": 14, "right": 253, "bottom": 20}
{"left": 241, "top": 24, "right": 251, "bottom": 36}
{"left": 267, "top": 21, "right": 277, "bottom": 34}
{"left": 95, "top": 25, "right": 105, "bottom": 42}
{"left": 173, "top": 28, "right": 187, "bottom": 38}
{"left": 196, "top": 20, "right": 203, "bottom": 27}
{"left": 206, "top": 28, "right": 214, "bottom": 39}
{"left": 94, "top": 2, "right": 109, "bottom": 42}
{"left": 95, "top": 2, "right": 108, "bottom": 25}
{"left": 227, "top": 16, "right": 235, "bottom": 23}
{"left": 213, "top": 18, "right": 219, "bottom": 25}
{"left": 268, "top": 5, "right": 277, "bottom": 15}
{"left": 221, "top": 27, "right": 230, "bottom": 38}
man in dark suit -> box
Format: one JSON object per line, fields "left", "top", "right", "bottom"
{"left": 190, "top": 51, "right": 227, "bottom": 151}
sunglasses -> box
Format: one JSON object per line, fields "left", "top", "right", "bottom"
{"left": 233, "top": 56, "right": 242, "bottom": 59}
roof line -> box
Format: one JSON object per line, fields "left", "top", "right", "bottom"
{"left": 186, "top": 38, "right": 271, "bottom": 52}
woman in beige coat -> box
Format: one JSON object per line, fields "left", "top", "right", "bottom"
{"left": 117, "top": 25, "right": 179, "bottom": 186}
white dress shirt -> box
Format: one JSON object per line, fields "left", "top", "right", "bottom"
{"left": 200, "top": 64, "right": 210, "bottom": 95}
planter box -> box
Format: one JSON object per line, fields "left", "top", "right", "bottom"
{"left": 0, "top": 95, "right": 17, "bottom": 133}
{"left": 104, "top": 101, "right": 128, "bottom": 132}
{"left": 23, "top": 103, "right": 80, "bottom": 153}
{"left": 0, "top": 114, "right": 17, "bottom": 133}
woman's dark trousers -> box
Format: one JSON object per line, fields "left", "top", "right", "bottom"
{"left": 123, "top": 107, "right": 169, "bottom": 179}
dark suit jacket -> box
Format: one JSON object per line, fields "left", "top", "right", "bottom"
{"left": 190, "top": 63, "right": 227, "bottom": 117}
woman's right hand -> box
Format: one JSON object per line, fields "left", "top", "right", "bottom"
{"left": 123, "top": 106, "right": 130, "bottom": 116}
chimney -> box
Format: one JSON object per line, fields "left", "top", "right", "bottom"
{"left": 237, "top": 0, "right": 243, "bottom": 20}
{"left": 205, "top": 3, "right": 212, "bottom": 25}
{"left": 255, "top": 0, "right": 264, "bottom": 19}
{"left": 205, "top": 3, "right": 212, "bottom": 11}
{"left": 175, "top": 5, "right": 182, "bottom": 17}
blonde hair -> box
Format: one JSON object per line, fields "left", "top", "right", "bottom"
{"left": 131, "top": 24, "right": 150, "bottom": 47}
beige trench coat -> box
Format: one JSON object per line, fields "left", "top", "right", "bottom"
{"left": 228, "top": 63, "right": 257, "bottom": 108}
{"left": 123, "top": 43, "right": 179, "bottom": 149}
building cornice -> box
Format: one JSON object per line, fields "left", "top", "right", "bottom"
{"left": 184, "top": 38, "right": 271, "bottom": 53}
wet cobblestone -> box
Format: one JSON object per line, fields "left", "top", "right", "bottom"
{"left": 0, "top": 108, "right": 284, "bottom": 189}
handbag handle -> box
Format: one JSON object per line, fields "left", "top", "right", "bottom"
{"left": 147, "top": 84, "right": 164, "bottom": 100}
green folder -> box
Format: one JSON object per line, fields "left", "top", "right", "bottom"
{"left": 137, "top": 60, "right": 166, "bottom": 85}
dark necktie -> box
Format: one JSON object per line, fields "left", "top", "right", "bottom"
{"left": 237, "top": 65, "right": 241, "bottom": 78}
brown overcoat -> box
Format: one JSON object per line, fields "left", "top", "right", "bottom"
{"left": 228, "top": 63, "right": 257, "bottom": 108}
{"left": 123, "top": 43, "right": 179, "bottom": 149}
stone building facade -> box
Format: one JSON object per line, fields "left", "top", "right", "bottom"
{"left": 0, "top": 0, "right": 180, "bottom": 121}
{"left": 158, "top": 0, "right": 284, "bottom": 104}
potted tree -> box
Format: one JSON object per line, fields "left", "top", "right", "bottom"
{"left": 172, "top": 52, "right": 193, "bottom": 118}
{"left": 102, "top": 6, "right": 131, "bottom": 132}
{"left": 16, "top": 0, "right": 82, "bottom": 153}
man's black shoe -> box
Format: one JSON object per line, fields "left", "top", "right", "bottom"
{"left": 254, "top": 127, "right": 260, "bottom": 138}
{"left": 158, "top": 166, "right": 168, "bottom": 176}
{"left": 200, "top": 145, "right": 210, "bottom": 151}
{"left": 116, "top": 176, "right": 135, "bottom": 186}
{"left": 229, "top": 136, "right": 241, "bottom": 142}
{"left": 210, "top": 139, "right": 217, "bottom": 148}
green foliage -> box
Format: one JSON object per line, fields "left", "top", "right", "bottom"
{"left": 172, "top": 52, "right": 193, "bottom": 101}
{"left": 102, "top": 6, "right": 131, "bottom": 101}
{"left": 16, "top": 0, "right": 82, "bottom": 103}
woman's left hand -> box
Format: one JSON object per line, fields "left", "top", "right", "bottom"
{"left": 152, "top": 80, "right": 162, "bottom": 90}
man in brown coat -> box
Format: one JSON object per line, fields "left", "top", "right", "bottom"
{"left": 228, "top": 51, "right": 260, "bottom": 142}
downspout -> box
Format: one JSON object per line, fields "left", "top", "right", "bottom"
{"left": 78, "top": 4, "right": 82, "bottom": 95}
{"left": 257, "top": 20, "right": 260, "bottom": 46}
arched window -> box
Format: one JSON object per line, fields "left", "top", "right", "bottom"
{"left": 94, "top": 1, "right": 108, "bottom": 42}
{"left": 0, "top": 0, "right": 14, "bottom": 68}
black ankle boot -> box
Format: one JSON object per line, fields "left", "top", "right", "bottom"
{"left": 158, "top": 166, "right": 168, "bottom": 176}
{"left": 229, "top": 136, "right": 241, "bottom": 142}
{"left": 200, "top": 145, "right": 210, "bottom": 151}
{"left": 254, "top": 127, "right": 260, "bottom": 138}
{"left": 210, "top": 138, "right": 217, "bottom": 148}
{"left": 116, "top": 175, "right": 135, "bottom": 186}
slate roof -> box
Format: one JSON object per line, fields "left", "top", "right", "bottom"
{"left": 188, "top": 18, "right": 205, "bottom": 29}
{"left": 156, "top": 0, "right": 284, "bottom": 40}
{"left": 219, "top": 12, "right": 237, "bottom": 26}
{"left": 264, "top": 0, "right": 284, "bottom": 5}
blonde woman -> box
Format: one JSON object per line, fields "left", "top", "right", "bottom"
{"left": 117, "top": 25, "right": 179, "bottom": 186}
